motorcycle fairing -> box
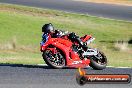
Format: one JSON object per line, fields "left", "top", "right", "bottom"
{"left": 41, "top": 35, "right": 90, "bottom": 68}
{"left": 51, "top": 40, "right": 90, "bottom": 67}
{"left": 81, "top": 35, "right": 92, "bottom": 42}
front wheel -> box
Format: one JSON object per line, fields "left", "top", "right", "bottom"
{"left": 90, "top": 51, "right": 107, "bottom": 70}
{"left": 42, "top": 48, "right": 66, "bottom": 69}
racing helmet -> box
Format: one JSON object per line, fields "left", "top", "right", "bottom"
{"left": 42, "top": 23, "right": 54, "bottom": 33}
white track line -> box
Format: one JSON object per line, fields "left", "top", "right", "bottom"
{"left": 37, "top": 64, "right": 131, "bottom": 68}
{"left": 115, "top": 67, "right": 132, "bottom": 68}
{"left": 106, "top": 66, "right": 131, "bottom": 68}
{"left": 37, "top": 64, "right": 48, "bottom": 66}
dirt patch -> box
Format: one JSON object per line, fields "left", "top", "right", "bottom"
{"left": 74, "top": 0, "right": 132, "bottom": 6}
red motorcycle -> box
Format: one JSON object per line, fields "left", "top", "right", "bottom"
{"left": 40, "top": 32, "right": 107, "bottom": 70}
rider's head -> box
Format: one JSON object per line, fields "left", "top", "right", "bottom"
{"left": 42, "top": 23, "right": 54, "bottom": 33}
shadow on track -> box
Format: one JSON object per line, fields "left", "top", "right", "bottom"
{"left": 0, "top": 63, "right": 80, "bottom": 69}
{"left": 0, "top": 63, "right": 53, "bottom": 69}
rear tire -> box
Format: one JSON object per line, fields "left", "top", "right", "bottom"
{"left": 42, "top": 48, "right": 66, "bottom": 69}
{"left": 90, "top": 51, "right": 107, "bottom": 70}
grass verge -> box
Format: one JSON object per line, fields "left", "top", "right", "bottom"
{"left": 0, "top": 4, "right": 132, "bottom": 67}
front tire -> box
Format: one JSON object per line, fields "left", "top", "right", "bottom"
{"left": 90, "top": 51, "right": 107, "bottom": 70}
{"left": 42, "top": 48, "right": 66, "bottom": 69}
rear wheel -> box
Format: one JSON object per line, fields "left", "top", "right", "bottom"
{"left": 42, "top": 48, "right": 66, "bottom": 69}
{"left": 90, "top": 51, "right": 107, "bottom": 70}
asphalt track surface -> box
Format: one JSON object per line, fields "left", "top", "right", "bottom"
{"left": 0, "top": 0, "right": 132, "bottom": 21}
{"left": 0, "top": 64, "right": 131, "bottom": 88}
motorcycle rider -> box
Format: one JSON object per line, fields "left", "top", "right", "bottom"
{"left": 42, "top": 23, "right": 88, "bottom": 51}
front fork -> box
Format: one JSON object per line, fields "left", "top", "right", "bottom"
{"left": 83, "top": 48, "right": 98, "bottom": 56}
{"left": 83, "top": 48, "right": 103, "bottom": 62}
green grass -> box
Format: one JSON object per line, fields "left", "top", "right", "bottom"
{"left": 0, "top": 50, "right": 43, "bottom": 64}
{"left": 0, "top": 4, "right": 132, "bottom": 67}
